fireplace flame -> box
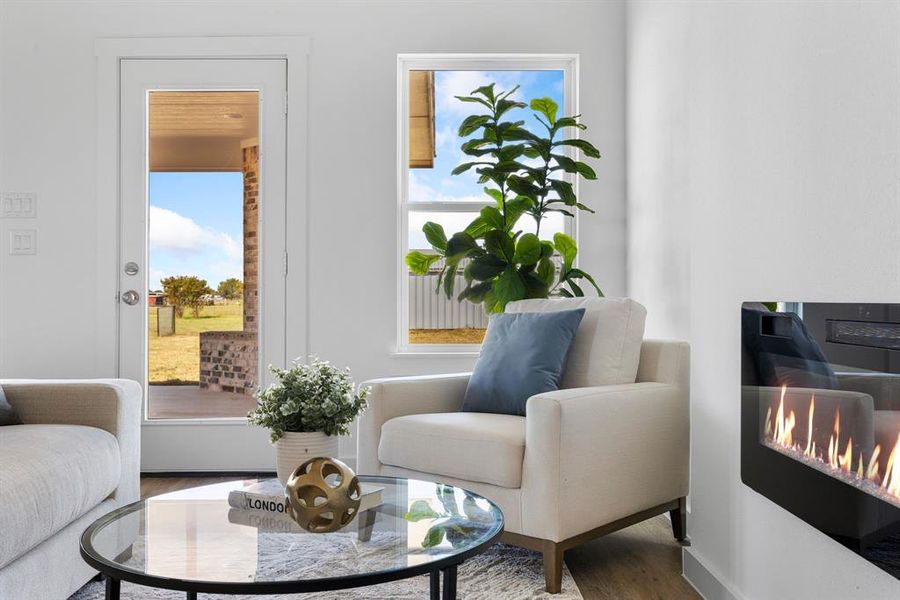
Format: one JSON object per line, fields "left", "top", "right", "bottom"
{"left": 765, "top": 385, "right": 900, "bottom": 507}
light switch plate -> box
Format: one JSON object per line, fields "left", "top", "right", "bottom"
{"left": 9, "top": 229, "right": 37, "bottom": 255}
{"left": 1, "top": 192, "right": 37, "bottom": 218}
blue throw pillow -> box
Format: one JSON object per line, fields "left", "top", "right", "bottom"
{"left": 742, "top": 308, "right": 838, "bottom": 389}
{"left": 462, "top": 308, "right": 586, "bottom": 416}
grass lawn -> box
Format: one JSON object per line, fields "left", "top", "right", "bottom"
{"left": 149, "top": 303, "right": 243, "bottom": 384}
{"left": 409, "top": 328, "right": 486, "bottom": 344}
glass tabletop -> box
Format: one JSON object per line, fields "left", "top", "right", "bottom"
{"left": 81, "top": 476, "right": 504, "bottom": 592}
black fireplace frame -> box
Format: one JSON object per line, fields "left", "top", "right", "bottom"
{"left": 741, "top": 302, "right": 900, "bottom": 579}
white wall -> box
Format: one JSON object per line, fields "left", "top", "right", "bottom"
{"left": 0, "top": 2, "right": 626, "bottom": 380}
{"left": 628, "top": 1, "right": 900, "bottom": 598}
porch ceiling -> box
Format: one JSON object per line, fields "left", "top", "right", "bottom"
{"left": 149, "top": 91, "right": 259, "bottom": 172}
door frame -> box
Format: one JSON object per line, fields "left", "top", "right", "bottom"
{"left": 95, "top": 37, "right": 309, "bottom": 470}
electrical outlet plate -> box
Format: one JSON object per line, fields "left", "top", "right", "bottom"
{"left": 9, "top": 229, "right": 37, "bottom": 255}
{"left": 1, "top": 192, "right": 37, "bottom": 218}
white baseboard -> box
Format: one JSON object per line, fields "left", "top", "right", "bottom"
{"left": 683, "top": 548, "right": 744, "bottom": 600}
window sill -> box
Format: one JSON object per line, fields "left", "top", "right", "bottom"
{"left": 391, "top": 348, "right": 480, "bottom": 358}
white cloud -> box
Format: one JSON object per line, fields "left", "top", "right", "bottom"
{"left": 408, "top": 171, "right": 485, "bottom": 204}
{"left": 149, "top": 206, "right": 241, "bottom": 260}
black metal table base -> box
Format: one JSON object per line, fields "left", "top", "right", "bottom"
{"left": 104, "top": 564, "right": 461, "bottom": 600}
{"left": 429, "top": 564, "right": 459, "bottom": 600}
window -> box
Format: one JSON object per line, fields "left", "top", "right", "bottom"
{"left": 397, "top": 55, "right": 578, "bottom": 353}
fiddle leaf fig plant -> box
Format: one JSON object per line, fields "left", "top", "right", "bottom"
{"left": 405, "top": 83, "right": 603, "bottom": 313}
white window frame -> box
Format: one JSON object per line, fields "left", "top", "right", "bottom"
{"left": 396, "top": 54, "right": 580, "bottom": 355}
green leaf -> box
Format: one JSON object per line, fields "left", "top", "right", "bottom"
{"left": 553, "top": 116, "right": 587, "bottom": 131}
{"left": 464, "top": 215, "right": 492, "bottom": 239}
{"left": 458, "top": 280, "right": 493, "bottom": 303}
{"left": 482, "top": 290, "right": 502, "bottom": 314}
{"left": 498, "top": 144, "right": 526, "bottom": 162}
{"left": 496, "top": 98, "right": 527, "bottom": 118}
{"left": 454, "top": 95, "right": 492, "bottom": 110}
{"left": 483, "top": 187, "right": 504, "bottom": 206}
{"left": 405, "top": 499, "right": 440, "bottom": 522}
{"left": 505, "top": 196, "right": 533, "bottom": 230}
{"left": 422, "top": 222, "right": 447, "bottom": 252}
{"left": 576, "top": 202, "right": 595, "bottom": 214}
{"left": 554, "top": 138, "right": 601, "bottom": 158}
{"left": 506, "top": 175, "right": 541, "bottom": 198}
{"left": 546, "top": 207, "right": 576, "bottom": 218}
{"left": 460, "top": 142, "right": 495, "bottom": 157}
{"left": 558, "top": 288, "right": 574, "bottom": 298}
{"left": 522, "top": 272, "right": 550, "bottom": 299}
{"left": 537, "top": 257, "right": 556, "bottom": 286}
{"left": 567, "top": 268, "right": 604, "bottom": 296}
{"left": 458, "top": 115, "right": 492, "bottom": 137}
{"left": 503, "top": 127, "right": 542, "bottom": 143}
{"left": 494, "top": 267, "right": 526, "bottom": 306}
{"left": 405, "top": 251, "right": 442, "bottom": 275}
{"left": 548, "top": 179, "right": 576, "bottom": 205}
{"left": 467, "top": 254, "right": 507, "bottom": 281}
{"left": 443, "top": 264, "right": 457, "bottom": 299}
{"left": 568, "top": 279, "right": 585, "bottom": 296}
{"left": 554, "top": 232, "right": 578, "bottom": 272}
{"left": 540, "top": 241, "right": 555, "bottom": 259}
{"left": 552, "top": 154, "right": 597, "bottom": 180}
{"left": 484, "top": 230, "right": 515, "bottom": 262}
{"left": 446, "top": 232, "right": 477, "bottom": 259}
{"left": 480, "top": 206, "right": 505, "bottom": 230}
{"left": 451, "top": 161, "right": 486, "bottom": 176}
{"left": 530, "top": 97, "right": 559, "bottom": 125}
{"left": 472, "top": 83, "right": 496, "bottom": 102}
{"left": 514, "top": 233, "right": 542, "bottom": 265}
{"left": 422, "top": 525, "right": 447, "bottom": 548}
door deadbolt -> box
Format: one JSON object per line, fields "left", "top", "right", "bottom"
{"left": 124, "top": 262, "right": 139, "bottom": 276}
{"left": 121, "top": 290, "right": 140, "bottom": 305}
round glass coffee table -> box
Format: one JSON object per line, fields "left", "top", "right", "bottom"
{"left": 80, "top": 476, "right": 503, "bottom": 600}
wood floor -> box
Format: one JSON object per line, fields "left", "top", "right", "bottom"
{"left": 140, "top": 477, "right": 699, "bottom": 599}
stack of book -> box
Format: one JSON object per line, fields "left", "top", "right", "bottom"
{"left": 226, "top": 479, "right": 383, "bottom": 533}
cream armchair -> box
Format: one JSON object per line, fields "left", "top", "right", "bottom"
{"left": 359, "top": 299, "right": 690, "bottom": 593}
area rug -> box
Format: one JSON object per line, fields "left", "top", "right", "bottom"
{"left": 70, "top": 544, "right": 582, "bottom": 600}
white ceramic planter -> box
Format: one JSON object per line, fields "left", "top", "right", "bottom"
{"left": 274, "top": 431, "right": 340, "bottom": 485}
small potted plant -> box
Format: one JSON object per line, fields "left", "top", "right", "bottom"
{"left": 248, "top": 357, "right": 369, "bottom": 485}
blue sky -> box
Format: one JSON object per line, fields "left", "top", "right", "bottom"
{"left": 148, "top": 172, "right": 243, "bottom": 291}
{"left": 408, "top": 69, "right": 566, "bottom": 249}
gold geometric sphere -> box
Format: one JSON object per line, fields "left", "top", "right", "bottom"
{"left": 285, "top": 457, "right": 362, "bottom": 533}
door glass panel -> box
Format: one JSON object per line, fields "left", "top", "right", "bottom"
{"left": 146, "top": 91, "right": 260, "bottom": 419}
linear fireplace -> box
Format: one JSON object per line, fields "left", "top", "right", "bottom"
{"left": 741, "top": 302, "right": 900, "bottom": 578}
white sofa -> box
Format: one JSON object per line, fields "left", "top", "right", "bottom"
{"left": 359, "top": 298, "right": 690, "bottom": 593}
{"left": 0, "top": 380, "right": 141, "bottom": 599}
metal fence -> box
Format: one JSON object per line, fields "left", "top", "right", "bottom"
{"left": 409, "top": 272, "right": 489, "bottom": 329}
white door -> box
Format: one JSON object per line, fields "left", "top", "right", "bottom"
{"left": 119, "top": 59, "right": 286, "bottom": 471}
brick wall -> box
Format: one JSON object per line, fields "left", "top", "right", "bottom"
{"left": 199, "top": 331, "right": 258, "bottom": 394}
{"left": 243, "top": 143, "right": 259, "bottom": 332}
{"left": 199, "top": 142, "right": 260, "bottom": 394}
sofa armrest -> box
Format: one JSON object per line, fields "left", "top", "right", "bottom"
{"left": 521, "top": 382, "right": 689, "bottom": 542}
{"left": 837, "top": 372, "right": 900, "bottom": 411}
{"left": 1, "top": 379, "right": 142, "bottom": 505}
{"left": 357, "top": 373, "right": 470, "bottom": 475}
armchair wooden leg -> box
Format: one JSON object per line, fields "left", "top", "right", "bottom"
{"left": 542, "top": 541, "right": 564, "bottom": 594}
{"left": 669, "top": 496, "right": 689, "bottom": 545}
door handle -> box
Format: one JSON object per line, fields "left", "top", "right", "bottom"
{"left": 121, "top": 290, "right": 141, "bottom": 306}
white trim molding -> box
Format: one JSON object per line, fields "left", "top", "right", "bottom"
{"left": 683, "top": 547, "right": 745, "bottom": 600}
{"left": 395, "top": 53, "right": 580, "bottom": 355}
